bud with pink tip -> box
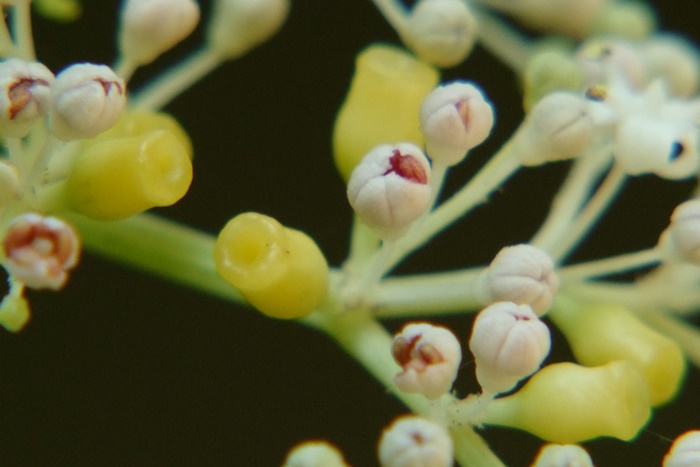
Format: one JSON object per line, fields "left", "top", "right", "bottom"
{"left": 0, "top": 59, "right": 54, "bottom": 138}
{"left": 378, "top": 416, "right": 453, "bottom": 467}
{"left": 664, "top": 430, "right": 700, "bottom": 467}
{"left": 532, "top": 443, "right": 594, "bottom": 467}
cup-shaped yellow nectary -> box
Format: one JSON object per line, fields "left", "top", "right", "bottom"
{"left": 214, "top": 213, "right": 329, "bottom": 319}
{"left": 483, "top": 361, "right": 652, "bottom": 443}
{"left": 333, "top": 43, "right": 439, "bottom": 181}
{"left": 67, "top": 129, "right": 193, "bottom": 220}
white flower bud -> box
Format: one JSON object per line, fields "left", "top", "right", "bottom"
{"left": 664, "top": 430, "right": 700, "bottom": 467}
{"left": 659, "top": 199, "right": 700, "bottom": 265}
{"left": 476, "top": 244, "right": 559, "bottom": 316}
{"left": 378, "top": 416, "right": 453, "bottom": 467}
{"left": 644, "top": 35, "right": 700, "bottom": 98}
{"left": 576, "top": 38, "right": 647, "bottom": 90}
{"left": 514, "top": 92, "right": 595, "bottom": 166}
{"left": 613, "top": 117, "right": 699, "bottom": 180}
{"left": 531, "top": 444, "right": 593, "bottom": 467}
{"left": 419, "top": 81, "right": 494, "bottom": 166}
{"left": 0, "top": 59, "right": 54, "bottom": 138}
{"left": 207, "top": 0, "right": 290, "bottom": 59}
{"left": 2, "top": 213, "right": 80, "bottom": 290}
{"left": 283, "top": 440, "right": 349, "bottom": 467}
{"left": 391, "top": 323, "right": 461, "bottom": 400}
{"left": 469, "top": 302, "right": 551, "bottom": 395}
{"left": 400, "top": 0, "right": 477, "bottom": 68}
{"left": 49, "top": 63, "right": 126, "bottom": 141}
{"left": 119, "top": 0, "right": 200, "bottom": 67}
{"left": 347, "top": 143, "right": 432, "bottom": 240}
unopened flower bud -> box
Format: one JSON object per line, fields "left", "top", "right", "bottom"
{"left": 419, "top": 81, "right": 494, "bottom": 166}
{"left": 333, "top": 44, "right": 439, "bottom": 180}
{"left": 400, "top": 0, "right": 477, "bottom": 68}
{"left": 514, "top": 92, "right": 594, "bottom": 166}
{"left": 33, "top": 0, "right": 82, "bottom": 22}
{"left": 378, "top": 416, "right": 453, "bottom": 467}
{"left": 469, "top": 302, "right": 551, "bottom": 394}
{"left": 531, "top": 444, "right": 593, "bottom": 467}
{"left": 0, "top": 59, "right": 54, "bottom": 138}
{"left": 2, "top": 214, "right": 80, "bottom": 290}
{"left": 391, "top": 323, "right": 461, "bottom": 400}
{"left": 484, "top": 361, "right": 652, "bottom": 443}
{"left": 207, "top": 0, "right": 290, "bottom": 59}
{"left": 522, "top": 49, "right": 583, "bottom": 112}
{"left": 214, "top": 213, "right": 328, "bottom": 319}
{"left": 49, "top": 63, "right": 125, "bottom": 141}
{"left": 576, "top": 38, "right": 647, "bottom": 90}
{"left": 476, "top": 244, "right": 559, "bottom": 316}
{"left": 660, "top": 199, "right": 700, "bottom": 265}
{"left": 283, "top": 440, "right": 349, "bottom": 467}
{"left": 614, "top": 117, "right": 699, "bottom": 180}
{"left": 119, "top": 0, "right": 200, "bottom": 67}
{"left": 644, "top": 35, "right": 700, "bottom": 98}
{"left": 664, "top": 431, "right": 700, "bottom": 467}
{"left": 0, "top": 292, "right": 30, "bottom": 332}
{"left": 347, "top": 144, "right": 432, "bottom": 240}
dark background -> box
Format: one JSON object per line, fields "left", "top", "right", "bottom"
{"left": 1, "top": 1, "right": 699, "bottom": 465}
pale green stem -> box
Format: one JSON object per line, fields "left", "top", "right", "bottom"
{"left": 385, "top": 143, "right": 521, "bottom": 274}
{"left": 5, "top": 137, "right": 24, "bottom": 171}
{"left": 529, "top": 146, "right": 612, "bottom": 253}
{"left": 344, "top": 215, "right": 380, "bottom": 275}
{"left": 563, "top": 281, "right": 700, "bottom": 312}
{"left": 10, "top": 0, "right": 35, "bottom": 60}
{"left": 373, "top": 268, "right": 482, "bottom": 318}
{"left": 24, "top": 135, "right": 61, "bottom": 194}
{"left": 637, "top": 310, "right": 700, "bottom": 369}
{"left": 558, "top": 248, "right": 661, "bottom": 282}
{"left": 130, "top": 48, "right": 223, "bottom": 110}
{"left": 551, "top": 164, "right": 627, "bottom": 261}
{"left": 472, "top": 7, "right": 533, "bottom": 73}
{"left": 0, "top": 11, "right": 15, "bottom": 57}
{"left": 306, "top": 311, "right": 505, "bottom": 467}
{"left": 370, "top": 0, "right": 409, "bottom": 34}
{"left": 113, "top": 56, "right": 138, "bottom": 83}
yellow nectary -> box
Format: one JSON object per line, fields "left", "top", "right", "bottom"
{"left": 484, "top": 361, "right": 652, "bottom": 443}
{"left": 550, "top": 303, "right": 686, "bottom": 406}
{"left": 67, "top": 129, "right": 192, "bottom": 220}
{"left": 214, "top": 213, "right": 328, "bottom": 319}
{"left": 333, "top": 43, "right": 439, "bottom": 181}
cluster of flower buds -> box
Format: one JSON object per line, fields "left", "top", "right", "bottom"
{"left": 474, "top": 244, "right": 559, "bottom": 315}
{"left": 378, "top": 416, "right": 453, "bottom": 467}
{"left": 282, "top": 440, "right": 349, "bottom": 467}
{"left": 469, "top": 302, "right": 551, "bottom": 395}
{"left": 391, "top": 322, "right": 461, "bottom": 400}
{"left": 531, "top": 443, "right": 593, "bottom": 467}
{"left": 664, "top": 431, "right": 700, "bottom": 467}
{"left": 347, "top": 143, "right": 432, "bottom": 240}
{"left": 118, "top": 0, "right": 200, "bottom": 69}
{"left": 214, "top": 212, "right": 328, "bottom": 319}
{"left": 419, "top": 81, "right": 495, "bottom": 166}
{"left": 0, "top": 59, "right": 54, "bottom": 138}
{"left": 2, "top": 213, "right": 80, "bottom": 291}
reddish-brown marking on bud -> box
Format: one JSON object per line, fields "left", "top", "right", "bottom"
{"left": 456, "top": 99, "right": 471, "bottom": 130}
{"left": 383, "top": 150, "right": 428, "bottom": 184}
{"left": 392, "top": 334, "right": 421, "bottom": 367}
{"left": 97, "top": 78, "right": 123, "bottom": 96}
{"left": 7, "top": 78, "right": 47, "bottom": 120}
{"left": 392, "top": 334, "right": 445, "bottom": 373}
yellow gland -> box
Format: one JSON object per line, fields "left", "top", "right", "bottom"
{"left": 550, "top": 303, "right": 686, "bottom": 406}
{"left": 33, "top": 0, "right": 82, "bottom": 22}
{"left": 214, "top": 213, "right": 329, "bottom": 319}
{"left": 483, "top": 361, "right": 652, "bottom": 443}
{"left": 333, "top": 43, "right": 439, "bottom": 181}
{"left": 0, "top": 293, "right": 31, "bottom": 332}
{"left": 67, "top": 129, "right": 193, "bottom": 220}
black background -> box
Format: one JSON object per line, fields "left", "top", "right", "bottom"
{"left": 1, "top": 1, "right": 699, "bottom": 466}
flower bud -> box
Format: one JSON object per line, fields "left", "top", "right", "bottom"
{"left": 576, "top": 38, "right": 647, "bottom": 90}
{"left": 522, "top": 49, "right": 583, "bottom": 112}
{"left": 419, "top": 81, "right": 494, "bottom": 166}
{"left": 660, "top": 199, "right": 700, "bottom": 265}
{"left": 49, "top": 63, "right": 126, "bottom": 141}
{"left": 214, "top": 213, "right": 328, "bottom": 319}
{"left": 469, "top": 302, "right": 551, "bottom": 394}
{"left": 333, "top": 44, "right": 439, "bottom": 181}
{"left": 378, "top": 416, "right": 453, "bottom": 467}
{"left": 0, "top": 59, "right": 54, "bottom": 138}
{"left": 0, "top": 293, "right": 31, "bottom": 332}
{"left": 33, "top": 0, "right": 82, "bottom": 22}
{"left": 551, "top": 304, "right": 686, "bottom": 407}
{"left": 475, "top": 244, "right": 559, "bottom": 316}
{"left": 400, "top": 0, "right": 477, "bottom": 68}
{"left": 613, "top": 116, "right": 699, "bottom": 180}
{"left": 484, "top": 361, "right": 652, "bottom": 443}
{"left": 283, "top": 440, "right": 349, "bottom": 467}
{"left": 119, "top": 0, "right": 200, "bottom": 67}
{"left": 391, "top": 323, "right": 461, "bottom": 400}
{"left": 531, "top": 444, "right": 593, "bottom": 467}
{"left": 207, "top": 0, "right": 290, "bottom": 59}
{"left": 588, "top": 1, "right": 656, "bottom": 40}
{"left": 644, "top": 35, "right": 700, "bottom": 98}
{"left": 514, "top": 92, "right": 594, "bottom": 166}
{"left": 2, "top": 214, "right": 80, "bottom": 290}
{"left": 664, "top": 431, "right": 700, "bottom": 467}
{"left": 347, "top": 143, "right": 432, "bottom": 240}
